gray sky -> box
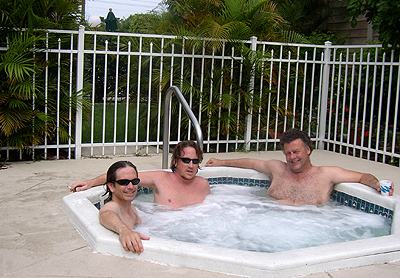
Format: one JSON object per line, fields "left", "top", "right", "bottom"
{"left": 85, "top": 0, "right": 163, "bottom": 19}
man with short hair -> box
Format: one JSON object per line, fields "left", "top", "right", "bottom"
{"left": 205, "top": 128, "right": 394, "bottom": 206}
{"left": 71, "top": 141, "right": 210, "bottom": 208}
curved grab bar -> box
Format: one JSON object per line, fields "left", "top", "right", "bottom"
{"left": 163, "top": 86, "right": 203, "bottom": 169}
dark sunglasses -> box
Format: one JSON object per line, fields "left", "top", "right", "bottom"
{"left": 180, "top": 157, "right": 199, "bottom": 164}
{"left": 113, "top": 178, "right": 140, "bottom": 186}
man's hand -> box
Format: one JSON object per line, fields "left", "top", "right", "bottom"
{"left": 377, "top": 181, "right": 395, "bottom": 196}
{"left": 70, "top": 180, "right": 92, "bottom": 192}
{"left": 204, "top": 158, "right": 222, "bottom": 167}
{"left": 118, "top": 226, "right": 150, "bottom": 254}
{"left": 71, "top": 173, "right": 107, "bottom": 192}
{"left": 360, "top": 173, "right": 394, "bottom": 196}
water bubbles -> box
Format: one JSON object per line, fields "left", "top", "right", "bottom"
{"left": 134, "top": 185, "right": 391, "bottom": 253}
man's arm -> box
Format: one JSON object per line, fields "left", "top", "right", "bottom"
{"left": 99, "top": 204, "right": 150, "bottom": 254}
{"left": 360, "top": 173, "right": 394, "bottom": 195}
{"left": 328, "top": 167, "right": 394, "bottom": 195}
{"left": 359, "top": 173, "right": 380, "bottom": 191}
{"left": 135, "top": 171, "right": 159, "bottom": 192}
{"left": 71, "top": 170, "right": 159, "bottom": 193}
{"left": 205, "top": 157, "right": 270, "bottom": 170}
{"left": 70, "top": 173, "right": 106, "bottom": 192}
{"left": 205, "top": 157, "right": 278, "bottom": 178}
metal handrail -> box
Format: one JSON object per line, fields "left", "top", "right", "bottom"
{"left": 162, "top": 86, "right": 203, "bottom": 169}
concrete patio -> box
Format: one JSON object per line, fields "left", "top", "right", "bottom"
{"left": 1, "top": 149, "right": 400, "bottom": 278}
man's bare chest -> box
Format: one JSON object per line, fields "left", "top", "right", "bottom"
{"left": 268, "top": 173, "right": 332, "bottom": 205}
{"left": 155, "top": 183, "right": 207, "bottom": 207}
{"left": 119, "top": 208, "right": 140, "bottom": 229}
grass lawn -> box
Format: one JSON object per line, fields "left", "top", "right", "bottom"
{"left": 81, "top": 103, "right": 156, "bottom": 143}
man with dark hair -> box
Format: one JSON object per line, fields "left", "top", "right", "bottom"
{"left": 279, "top": 127, "right": 314, "bottom": 152}
{"left": 71, "top": 141, "right": 210, "bottom": 208}
{"left": 205, "top": 128, "right": 394, "bottom": 206}
{"left": 100, "top": 161, "right": 149, "bottom": 254}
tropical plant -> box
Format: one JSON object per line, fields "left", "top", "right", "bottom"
{"left": 0, "top": 0, "right": 82, "bottom": 158}
{"left": 274, "top": 0, "right": 332, "bottom": 35}
{"left": 344, "top": 0, "right": 400, "bottom": 51}
{"left": 148, "top": 0, "right": 306, "bottom": 147}
{"left": 197, "top": 0, "right": 297, "bottom": 43}
{"left": 0, "top": 33, "right": 44, "bottom": 149}
{"left": 164, "top": 0, "right": 309, "bottom": 49}
{"left": 0, "top": 31, "right": 85, "bottom": 151}
{"left": 0, "top": 0, "right": 81, "bottom": 32}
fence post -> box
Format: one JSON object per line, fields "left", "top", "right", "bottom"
{"left": 317, "top": 41, "right": 331, "bottom": 150}
{"left": 75, "top": 25, "right": 84, "bottom": 159}
{"left": 245, "top": 36, "right": 257, "bottom": 150}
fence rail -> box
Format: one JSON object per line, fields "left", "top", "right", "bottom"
{"left": 1, "top": 27, "right": 399, "bottom": 166}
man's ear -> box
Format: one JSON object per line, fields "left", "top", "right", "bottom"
{"left": 106, "top": 182, "right": 115, "bottom": 193}
{"left": 307, "top": 146, "right": 311, "bottom": 155}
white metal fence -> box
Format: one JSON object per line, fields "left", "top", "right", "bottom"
{"left": 1, "top": 26, "right": 399, "bottom": 166}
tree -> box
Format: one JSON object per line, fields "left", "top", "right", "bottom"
{"left": 273, "top": 0, "right": 332, "bottom": 35}
{"left": 197, "top": 0, "right": 289, "bottom": 43}
{"left": 345, "top": 0, "right": 400, "bottom": 51}
{"left": 0, "top": 0, "right": 81, "bottom": 32}
{"left": 164, "top": 0, "right": 308, "bottom": 44}
{"left": 152, "top": 0, "right": 310, "bottom": 148}
{"left": 0, "top": 0, "right": 82, "bottom": 157}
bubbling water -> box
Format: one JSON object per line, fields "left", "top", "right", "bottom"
{"left": 134, "top": 185, "right": 391, "bottom": 253}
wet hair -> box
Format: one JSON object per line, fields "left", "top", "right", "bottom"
{"left": 170, "top": 140, "right": 203, "bottom": 172}
{"left": 279, "top": 128, "right": 314, "bottom": 154}
{"left": 102, "top": 161, "right": 138, "bottom": 203}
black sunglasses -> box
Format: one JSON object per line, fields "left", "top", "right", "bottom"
{"left": 113, "top": 178, "right": 140, "bottom": 186}
{"left": 180, "top": 157, "right": 199, "bottom": 164}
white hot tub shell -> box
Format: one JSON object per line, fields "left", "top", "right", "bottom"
{"left": 62, "top": 167, "right": 400, "bottom": 278}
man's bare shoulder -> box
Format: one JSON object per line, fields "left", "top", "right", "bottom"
{"left": 192, "top": 175, "right": 210, "bottom": 194}
{"left": 140, "top": 169, "right": 170, "bottom": 176}
{"left": 316, "top": 165, "right": 346, "bottom": 174}
{"left": 193, "top": 175, "right": 209, "bottom": 184}
{"left": 139, "top": 170, "right": 171, "bottom": 181}
{"left": 317, "top": 165, "right": 363, "bottom": 184}
{"left": 259, "top": 159, "right": 286, "bottom": 170}
{"left": 264, "top": 159, "right": 286, "bottom": 166}
{"left": 99, "top": 200, "right": 120, "bottom": 214}
{"left": 246, "top": 159, "right": 284, "bottom": 178}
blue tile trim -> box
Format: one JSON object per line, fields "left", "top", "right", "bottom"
{"left": 331, "top": 190, "right": 393, "bottom": 220}
{"left": 138, "top": 187, "right": 153, "bottom": 195}
{"left": 207, "top": 177, "right": 271, "bottom": 188}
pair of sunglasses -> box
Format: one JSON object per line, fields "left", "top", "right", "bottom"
{"left": 180, "top": 157, "right": 199, "bottom": 164}
{"left": 113, "top": 178, "right": 140, "bottom": 186}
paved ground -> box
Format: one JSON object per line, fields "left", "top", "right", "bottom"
{"left": 1, "top": 149, "right": 400, "bottom": 278}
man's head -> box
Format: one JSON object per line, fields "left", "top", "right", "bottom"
{"left": 170, "top": 141, "right": 203, "bottom": 180}
{"left": 171, "top": 141, "right": 203, "bottom": 171}
{"left": 103, "top": 161, "right": 139, "bottom": 203}
{"left": 279, "top": 128, "right": 313, "bottom": 154}
{"left": 279, "top": 128, "right": 314, "bottom": 173}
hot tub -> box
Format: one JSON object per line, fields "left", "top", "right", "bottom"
{"left": 61, "top": 167, "right": 400, "bottom": 278}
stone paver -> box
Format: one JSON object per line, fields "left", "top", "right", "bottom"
{"left": 1, "top": 150, "right": 399, "bottom": 277}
